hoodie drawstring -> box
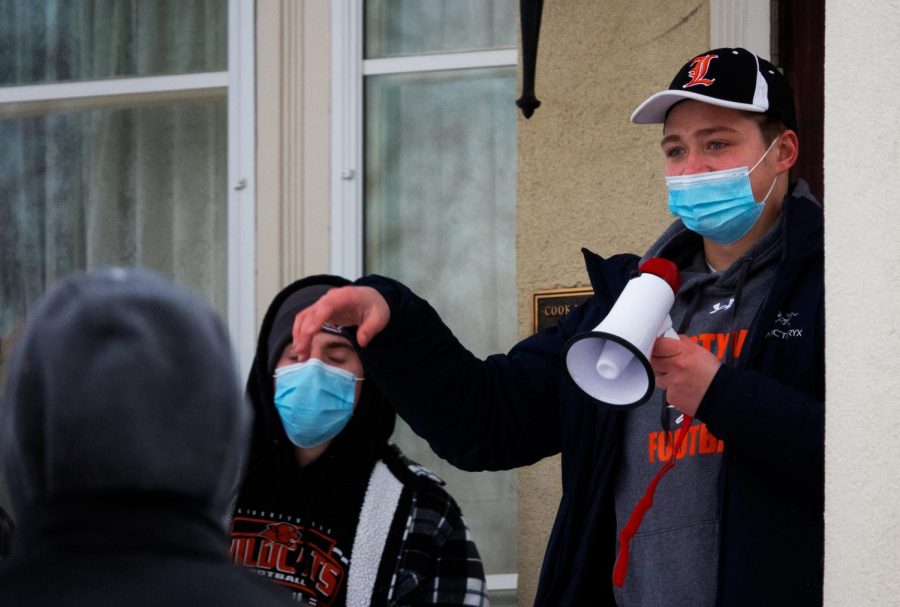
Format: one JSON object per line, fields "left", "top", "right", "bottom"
{"left": 614, "top": 285, "right": 704, "bottom": 589}
{"left": 725, "top": 258, "right": 752, "bottom": 367}
{"left": 612, "top": 411, "right": 693, "bottom": 588}
{"left": 613, "top": 256, "right": 754, "bottom": 589}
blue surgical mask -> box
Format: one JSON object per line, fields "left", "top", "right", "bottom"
{"left": 273, "top": 359, "right": 361, "bottom": 448}
{"left": 666, "top": 138, "right": 779, "bottom": 244}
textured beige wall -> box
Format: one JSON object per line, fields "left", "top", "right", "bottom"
{"left": 823, "top": 3, "right": 900, "bottom": 604}
{"left": 515, "top": 1, "right": 709, "bottom": 604}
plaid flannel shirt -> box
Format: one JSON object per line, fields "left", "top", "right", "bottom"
{"left": 378, "top": 448, "right": 489, "bottom": 607}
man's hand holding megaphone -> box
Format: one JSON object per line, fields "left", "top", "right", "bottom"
{"left": 650, "top": 335, "right": 721, "bottom": 417}
{"left": 291, "top": 286, "right": 390, "bottom": 361}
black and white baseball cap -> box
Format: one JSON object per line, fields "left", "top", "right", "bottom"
{"left": 631, "top": 47, "right": 797, "bottom": 132}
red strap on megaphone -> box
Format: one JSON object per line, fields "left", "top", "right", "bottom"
{"left": 612, "top": 413, "right": 693, "bottom": 588}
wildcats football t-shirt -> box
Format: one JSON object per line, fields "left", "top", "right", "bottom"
{"left": 231, "top": 451, "right": 373, "bottom": 606}
{"left": 230, "top": 508, "right": 350, "bottom": 606}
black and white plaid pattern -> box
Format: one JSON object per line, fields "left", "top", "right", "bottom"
{"left": 382, "top": 452, "right": 489, "bottom": 606}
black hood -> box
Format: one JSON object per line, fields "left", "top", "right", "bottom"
{"left": 244, "top": 275, "right": 396, "bottom": 475}
{"left": 0, "top": 268, "right": 250, "bottom": 523}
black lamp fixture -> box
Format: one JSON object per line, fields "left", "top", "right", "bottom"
{"left": 516, "top": 0, "right": 544, "bottom": 119}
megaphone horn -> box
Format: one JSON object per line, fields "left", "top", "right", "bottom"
{"left": 563, "top": 258, "right": 680, "bottom": 408}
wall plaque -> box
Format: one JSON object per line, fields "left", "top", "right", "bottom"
{"left": 532, "top": 287, "right": 593, "bottom": 333}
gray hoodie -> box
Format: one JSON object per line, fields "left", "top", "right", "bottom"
{"left": 0, "top": 268, "right": 305, "bottom": 606}
{"left": 1, "top": 267, "right": 249, "bottom": 524}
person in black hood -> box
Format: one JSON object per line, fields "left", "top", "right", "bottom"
{"left": 290, "top": 49, "right": 825, "bottom": 606}
{"left": 0, "top": 267, "right": 296, "bottom": 606}
{"left": 230, "top": 274, "right": 488, "bottom": 607}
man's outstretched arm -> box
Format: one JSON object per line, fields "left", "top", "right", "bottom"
{"left": 292, "top": 276, "right": 571, "bottom": 471}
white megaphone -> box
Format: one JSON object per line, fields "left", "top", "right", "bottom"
{"left": 563, "top": 258, "right": 680, "bottom": 408}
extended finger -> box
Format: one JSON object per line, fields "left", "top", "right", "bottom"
{"left": 290, "top": 309, "right": 312, "bottom": 361}
{"left": 356, "top": 318, "right": 374, "bottom": 348}
{"left": 292, "top": 302, "right": 331, "bottom": 361}
{"left": 349, "top": 287, "right": 389, "bottom": 347}
{"left": 356, "top": 312, "right": 384, "bottom": 347}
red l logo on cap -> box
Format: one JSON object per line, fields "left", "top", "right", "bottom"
{"left": 682, "top": 54, "right": 718, "bottom": 88}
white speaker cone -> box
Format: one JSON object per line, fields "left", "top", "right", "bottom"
{"left": 564, "top": 331, "right": 654, "bottom": 407}
{"left": 595, "top": 340, "right": 633, "bottom": 380}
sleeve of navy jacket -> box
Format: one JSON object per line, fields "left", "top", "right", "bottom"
{"left": 355, "top": 274, "right": 577, "bottom": 472}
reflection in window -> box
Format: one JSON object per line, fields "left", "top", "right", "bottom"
{"left": 0, "top": 100, "right": 228, "bottom": 338}
{"left": 366, "top": 68, "right": 517, "bottom": 359}
{"left": 365, "top": 0, "right": 517, "bottom": 58}
{"left": 0, "top": 0, "right": 226, "bottom": 86}
{"left": 0, "top": 0, "right": 229, "bottom": 340}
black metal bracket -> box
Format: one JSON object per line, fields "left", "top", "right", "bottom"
{"left": 516, "top": 0, "right": 544, "bottom": 118}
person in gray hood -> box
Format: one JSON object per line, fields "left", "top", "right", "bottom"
{"left": 0, "top": 267, "right": 296, "bottom": 606}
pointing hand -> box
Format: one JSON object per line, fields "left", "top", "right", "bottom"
{"left": 291, "top": 286, "right": 390, "bottom": 361}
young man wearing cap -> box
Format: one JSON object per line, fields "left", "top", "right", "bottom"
{"left": 230, "top": 275, "right": 488, "bottom": 606}
{"left": 291, "top": 49, "right": 823, "bottom": 606}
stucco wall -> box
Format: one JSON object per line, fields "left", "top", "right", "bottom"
{"left": 823, "top": 3, "right": 900, "bottom": 604}
{"left": 515, "top": 1, "right": 709, "bottom": 603}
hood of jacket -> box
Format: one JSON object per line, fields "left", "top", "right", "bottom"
{"left": 0, "top": 268, "right": 250, "bottom": 523}
{"left": 643, "top": 180, "right": 820, "bottom": 275}
{"left": 243, "top": 275, "right": 396, "bottom": 478}
{"left": 582, "top": 180, "right": 821, "bottom": 298}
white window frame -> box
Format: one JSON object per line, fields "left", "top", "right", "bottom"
{"left": 330, "top": 0, "right": 364, "bottom": 279}
{"left": 329, "top": 0, "right": 519, "bottom": 593}
{"left": 710, "top": 0, "right": 771, "bottom": 59}
{"left": 228, "top": 0, "right": 257, "bottom": 375}
{"left": 330, "top": 0, "right": 518, "bottom": 281}
{"left": 0, "top": 0, "right": 256, "bottom": 373}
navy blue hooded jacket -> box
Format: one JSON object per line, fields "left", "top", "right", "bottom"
{"left": 355, "top": 191, "right": 824, "bottom": 606}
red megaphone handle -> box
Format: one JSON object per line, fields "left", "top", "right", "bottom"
{"left": 612, "top": 414, "right": 693, "bottom": 587}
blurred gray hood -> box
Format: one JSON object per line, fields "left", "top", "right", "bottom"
{"left": 0, "top": 268, "right": 250, "bottom": 522}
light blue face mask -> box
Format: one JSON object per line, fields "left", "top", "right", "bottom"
{"left": 273, "top": 358, "right": 361, "bottom": 448}
{"left": 665, "top": 138, "right": 779, "bottom": 245}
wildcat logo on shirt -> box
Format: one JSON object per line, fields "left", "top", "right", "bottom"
{"left": 260, "top": 522, "right": 302, "bottom": 548}
{"left": 230, "top": 513, "right": 348, "bottom": 605}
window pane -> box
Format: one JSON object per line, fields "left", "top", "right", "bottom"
{"left": 0, "top": 98, "right": 228, "bottom": 340}
{"left": 365, "top": 67, "right": 517, "bottom": 575}
{"left": 0, "top": 0, "right": 227, "bottom": 86}
{"left": 365, "top": 0, "right": 517, "bottom": 58}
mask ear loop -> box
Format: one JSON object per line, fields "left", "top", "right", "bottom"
{"left": 612, "top": 412, "right": 694, "bottom": 588}
{"left": 748, "top": 136, "right": 780, "bottom": 205}
{"left": 748, "top": 136, "right": 780, "bottom": 173}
